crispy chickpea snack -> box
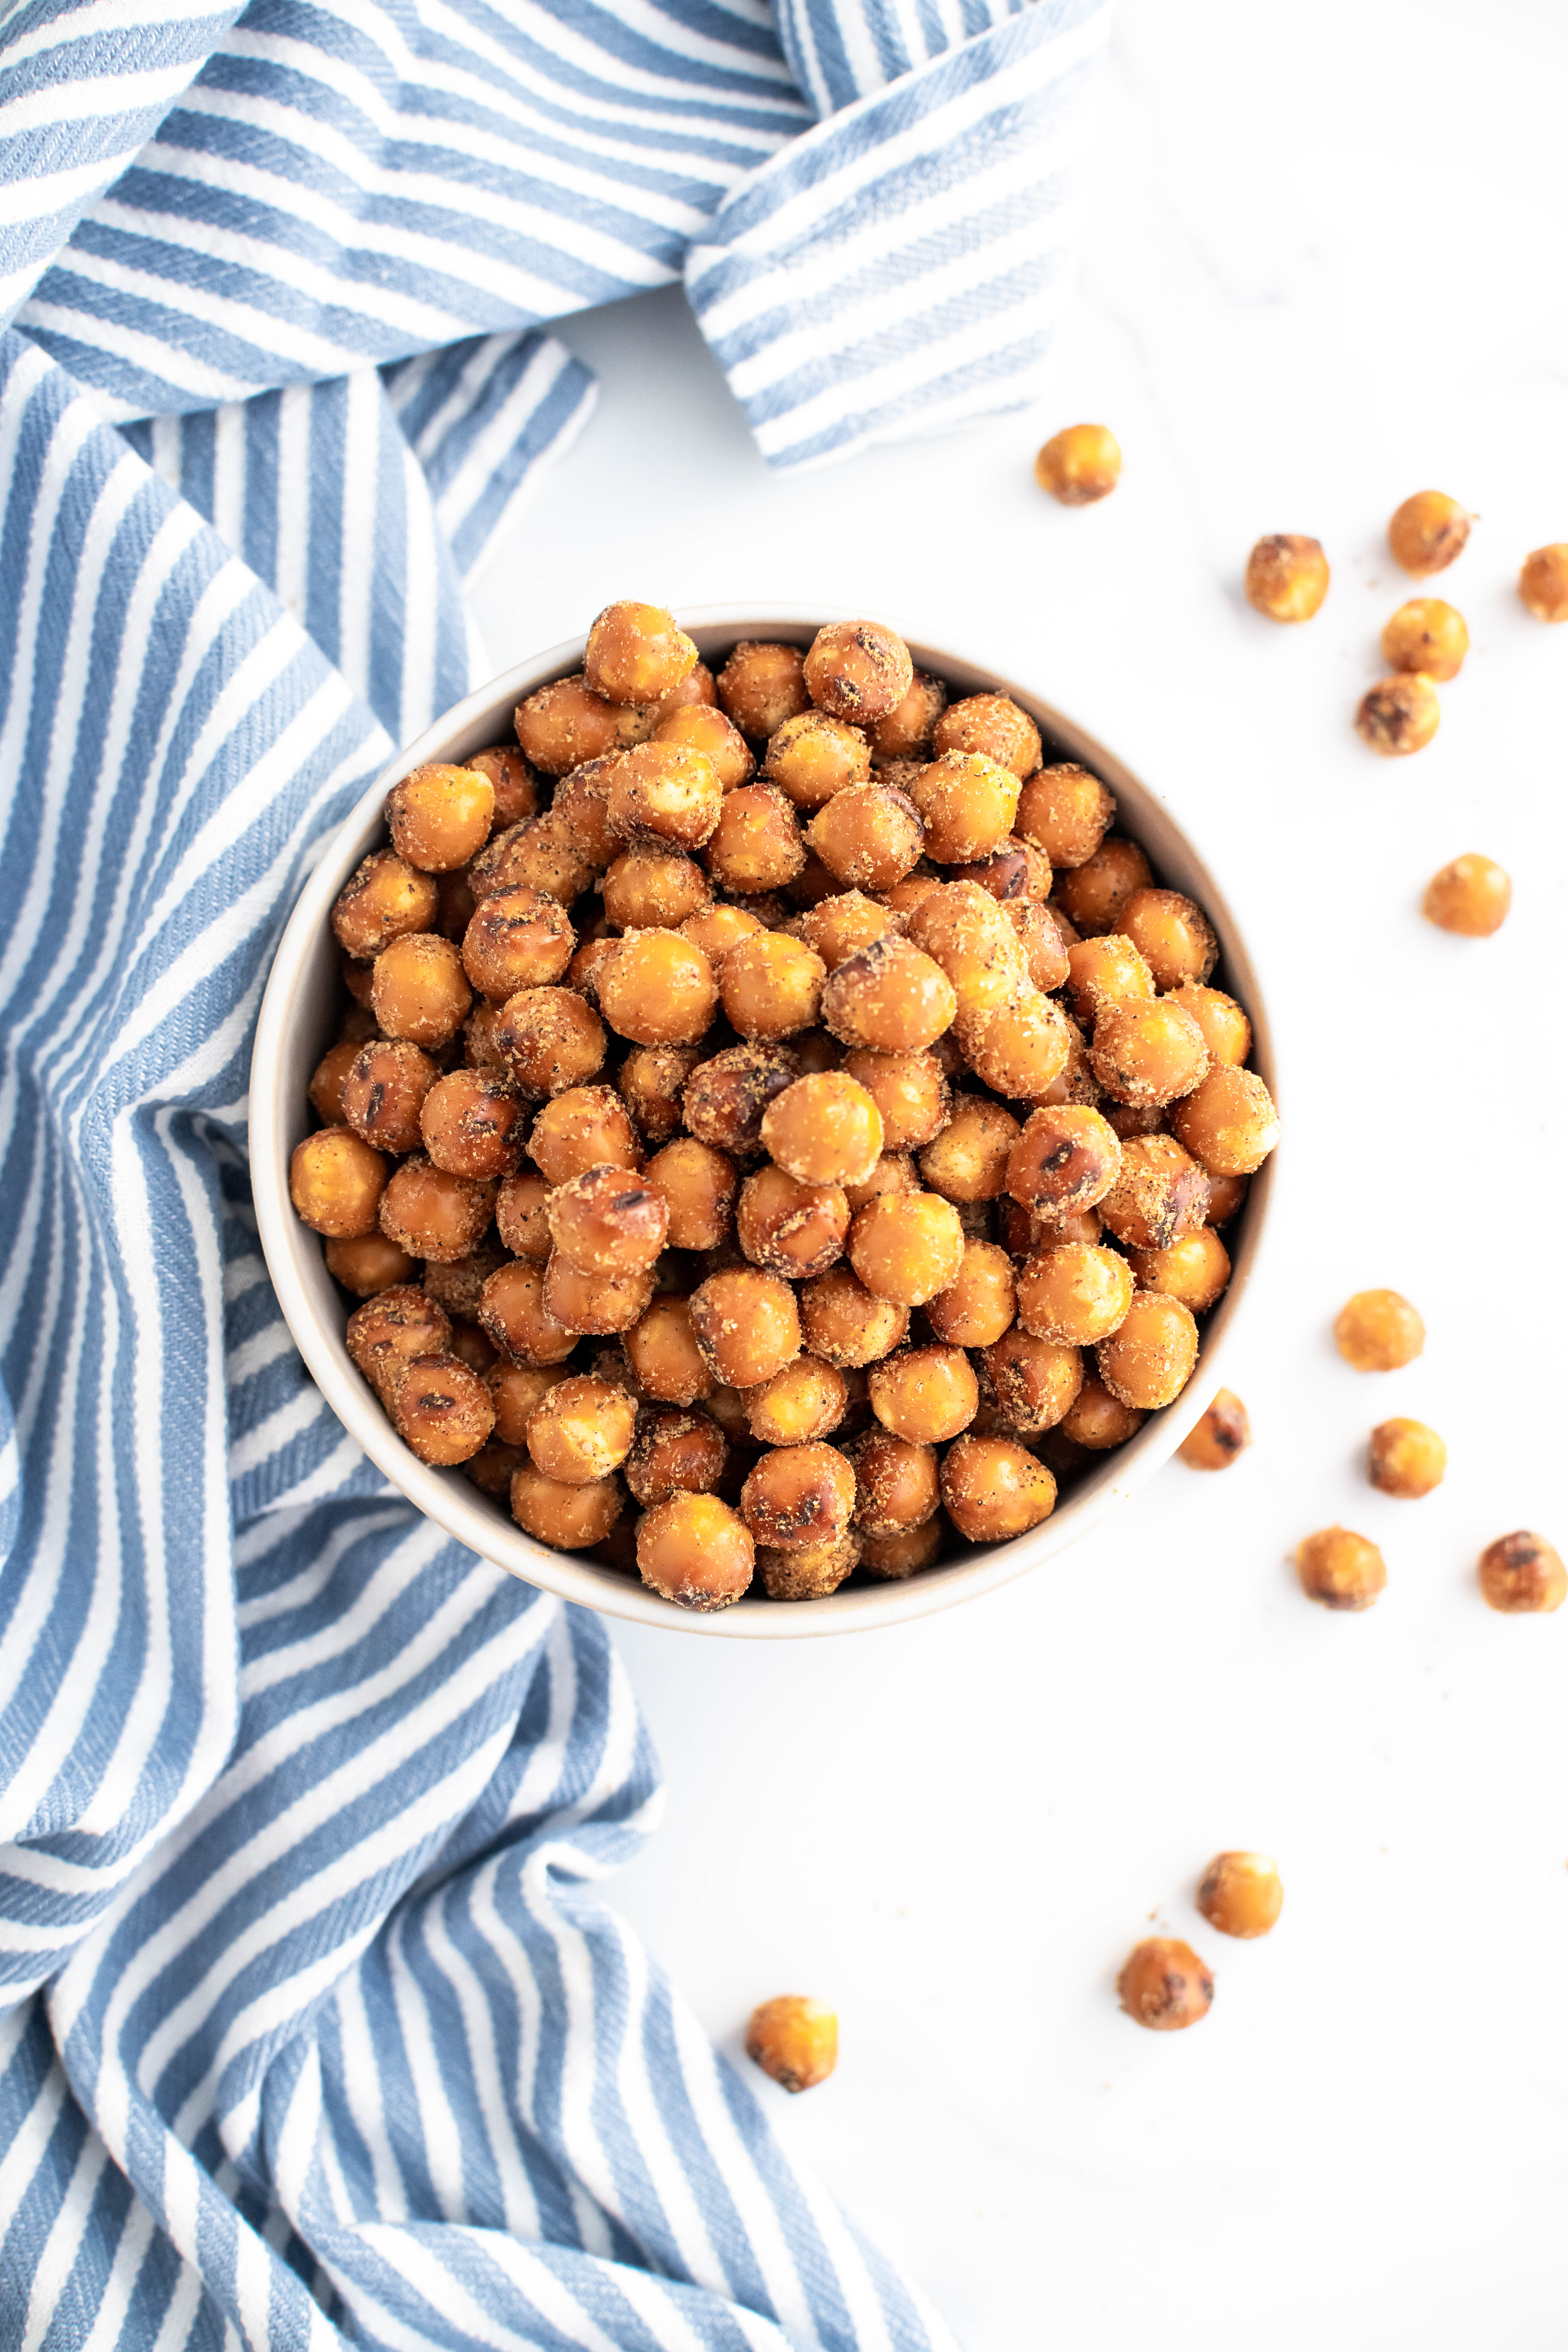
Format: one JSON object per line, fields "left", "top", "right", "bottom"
{"left": 292, "top": 607, "right": 1275, "bottom": 1611}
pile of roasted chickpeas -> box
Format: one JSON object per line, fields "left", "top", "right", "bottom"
{"left": 289, "top": 602, "right": 1280, "bottom": 1612}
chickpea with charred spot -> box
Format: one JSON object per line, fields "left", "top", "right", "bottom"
{"left": 1389, "top": 490, "right": 1471, "bottom": 577}
{"left": 1368, "top": 1417, "right": 1446, "bottom": 1498}
{"left": 1244, "top": 534, "right": 1329, "bottom": 623}
{"left": 1355, "top": 673, "right": 1440, "bottom": 757}
{"left": 941, "top": 1436, "right": 1056, "bottom": 1542}
{"left": 803, "top": 619, "right": 913, "bottom": 723}
{"left": 1118, "top": 1939, "right": 1212, "bottom": 2030}
{"left": 342, "top": 1040, "right": 438, "bottom": 1154}
{"left": 346, "top": 1285, "right": 452, "bottom": 1403}
{"left": 387, "top": 762, "right": 495, "bottom": 872}
{"left": 1519, "top": 544, "right": 1568, "bottom": 623}
{"left": 1478, "top": 1531, "right": 1565, "bottom": 1615}
{"left": 420, "top": 1067, "right": 528, "bottom": 1180}
{"left": 1198, "top": 1852, "right": 1283, "bottom": 1939}
{"left": 391, "top": 1353, "right": 496, "bottom": 1464}
{"left": 638, "top": 1490, "right": 755, "bottom": 1609}
{"left": 737, "top": 1163, "right": 851, "bottom": 1281}
{"left": 495, "top": 987, "right": 606, "bottom": 1099}
{"left": 460, "top": 887, "right": 574, "bottom": 999}
{"left": 332, "top": 849, "right": 439, "bottom": 960}
{"left": 1178, "top": 1388, "right": 1250, "bottom": 1471}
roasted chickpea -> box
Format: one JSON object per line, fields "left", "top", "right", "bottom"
{"left": 1118, "top": 1938, "right": 1212, "bottom": 2031}
{"left": 917, "top": 1099, "right": 1019, "bottom": 1203}
{"left": 1389, "top": 489, "right": 1470, "bottom": 577}
{"left": 1090, "top": 996, "right": 1209, "bottom": 1108}
{"left": 742, "top": 1356, "right": 847, "bottom": 1447}
{"left": 1356, "top": 673, "right": 1440, "bottom": 757}
{"left": 545, "top": 1163, "right": 668, "bottom": 1277}
{"left": 1103, "top": 1103, "right": 1167, "bottom": 1141}
{"left": 908, "top": 750, "right": 1020, "bottom": 865}
{"left": 840, "top": 1428, "right": 937, "bottom": 1535}
{"left": 1205, "top": 1173, "right": 1248, "bottom": 1228}
{"left": 387, "top": 762, "right": 494, "bottom": 873}
{"left": 1296, "top": 1525, "right": 1386, "bottom": 1611}
{"left": 495, "top": 986, "right": 606, "bottom": 1097}
{"left": 740, "top": 1440, "right": 855, "bottom": 1550}
{"left": 799, "top": 1262, "right": 909, "bottom": 1369}
{"left": 931, "top": 694, "right": 1041, "bottom": 781}
{"left": 340, "top": 1040, "right": 438, "bottom": 1154}
{"left": 699, "top": 782, "right": 804, "bottom": 896}
{"left": 836, "top": 1048, "right": 949, "bottom": 1154}
{"left": 370, "top": 933, "right": 472, "bottom": 1048}
{"left": 941, "top": 1436, "right": 1056, "bottom": 1542}
{"left": 924, "top": 1239, "right": 1016, "bottom": 1349}
{"left": 346, "top": 1284, "right": 452, "bottom": 1400}
{"left": 904, "top": 880, "right": 1028, "bottom": 1017}
{"left": 1059, "top": 1372, "right": 1141, "bottom": 1449}
{"left": 1518, "top": 544, "right": 1568, "bottom": 623}
{"left": 867, "top": 1345, "right": 978, "bottom": 1443}
{"left": 340, "top": 952, "right": 378, "bottom": 1009}
{"left": 511, "top": 1463, "right": 624, "bottom": 1551}
{"left": 865, "top": 669, "right": 947, "bottom": 765}
{"left": 1177, "top": 1387, "right": 1250, "bottom": 1470}
{"left": 957, "top": 992, "right": 1071, "bottom": 1100}
{"left": 1195, "top": 1852, "right": 1283, "bottom": 1941}
{"left": 652, "top": 701, "right": 755, "bottom": 793}
{"left": 760, "top": 1530, "right": 861, "bottom": 1598}
{"left": 1035, "top": 422, "right": 1120, "bottom": 505}
{"left": 543, "top": 1252, "right": 654, "bottom": 1337}
{"left": 861, "top": 1518, "right": 944, "bottom": 1578}
{"left": 514, "top": 674, "right": 625, "bottom": 774}
{"left": 619, "top": 1042, "right": 705, "bottom": 1145}
{"left": 528, "top": 1086, "right": 643, "bottom": 1188}
{"left": 752, "top": 1073, "right": 880, "bottom": 1195}
{"left": 1015, "top": 764, "right": 1115, "bottom": 871}
{"left": 390, "top": 1351, "right": 495, "bottom": 1463}
{"left": 803, "top": 782, "right": 924, "bottom": 896}
{"left": 952, "top": 836, "right": 1053, "bottom": 906}
{"left": 1423, "top": 853, "right": 1510, "bottom": 937}
{"left": 718, "top": 931, "right": 824, "bottom": 1043}
{"left": 622, "top": 1408, "right": 728, "bottom": 1506}
{"left": 522, "top": 1373, "right": 636, "bottom": 1485}
{"left": 1166, "top": 982, "right": 1250, "bottom": 1069}
{"left": 1379, "top": 597, "right": 1468, "bottom": 681}
{"left": 803, "top": 619, "right": 913, "bottom": 724}
{"left": 1096, "top": 1289, "right": 1197, "bottom": 1409}
{"left": 623, "top": 1293, "right": 714, "bottom": 1405}
{"left": 1098, "top": 1133, "right": 1208, "bottom": 1250}
{"left": 745, "top": 1995, "right": 838, "bottom": 2088}
{"left": 1171, "top": 1064, "right": 1279, "bottom": 1177}
{"left": 1117, "top": 888, "right": 1216, "bottom": 992}
{"left": 595, "top": 930, "right": 717, "bottom": 1050}
{"left": 675, "top": 909, "right": 758, "bottom": 969}
{"left": 879, "top": 865, "right": 941, "bottom": 916}
{"left": 464, "top": 999, "right": 509, "bottom": 1068}
{"left": 485, "top": 1360, "right": 570, "bottom": 1446}
{"left": 737, "top": 1163, "right": 850, "bottom": 1280}
{"left": 1005, "top": 1103, "right": 1122, "bottom": 1218}
{"left": 716, "top": 640, "right": 809, "bottom": 740}
{"left": 326, "top": 1230, "right": 416, "bottom": 1297}
{"left": 583, "top": 600, "right": 697, "bottom": 705}
{"left": 1243, "top": 534, "right": 1329, "bottom": 623}
{"left": 435, "top": 865, "right": 477, "bottom": 943}
{"left": 848, "top": 1190, "right": 965, "bottom": 1307}
{"left": 471, "top": 813, "right": 595, "bottom": 908}
{"left": 1001, "top": 900, "right": 1070, "bottom": 995}
{"left": 458, "top": 888, "right": 573, "bottom": 1000}
{"left": 603, "top": 741, "right": 722, "bottom": 854}
{"left": 565, "top": 937, "right": 617, "bottom": 1007}
{"left": 375, "top": 1160, "right": 494, "bottom": 1269}
{"left": 636, "top": 1489, "right": 754, "bottom": 1608}
{"left": 790, "top": 891, "right": 892, "bottom": 975}
{"left": 467, "top": 743, "right": 539, "bottom": 830}
{"left": 1055, "top": 836, "right": 1153, "bottom": 936}
{"left": 1017, "top": 1242, "right": 1133, "bottom": 1347}
{"left": 758, "top": 710, "right": 867, "bottom": 811}
{"left": 1061, "top": 935, "right": 1152, "bottom": 1027}
{"left": 844, "top": 1154, "right": 918, "bottom": 1215}
{"left": 975, "top": 1329, "right": 1080, "bottom": 1435}
{"left": 644, "top": 1137, "right": 737, "bottom": 1250}
{"left": 681, "top": 1043, "right": 798, "bottom": 1156}
{"left": 599, "top": 850, "right": 707, "bottom": 935}
{"left": 1334, "top": 1287, "right": 1423, "bottom": 1372}
{"left": 416, "top": 1067, "right": 525, "bottom": 1180}
{"left": 688, "top": 1265, "right": 801, "bottom": 1388}
{"left": 818, "top": 935, "right": 956, "bottom": 1054}
{"left": 289, "top": 1126, "right": 386, "bottom": 1238}
{"left": 1479, "top": 1531, "right": 1566, "bottom": 1614}
{"left": 543, "top": 760, "right": 619, "bottom": 872}
{"left": 332, "top": 848, "right": 440, "bottom": 961}
{"left": 1368, "top": 1416, "right": 1446, "bottom": 1499}
{"left": 1128, "top": 1226, "right": 1230, "bottom": 1314}
{"left": 478, "top": 1258, "right": 577, "bottom": 1365}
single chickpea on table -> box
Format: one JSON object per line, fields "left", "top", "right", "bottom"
{"left": 289, "top": 599, "right": 1279, "bottom": 1612}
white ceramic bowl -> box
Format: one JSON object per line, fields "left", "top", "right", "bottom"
{"left": 252, "top": 606, "right": 1275, "bottom": 1638}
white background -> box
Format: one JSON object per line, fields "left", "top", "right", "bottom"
{"left": 470, "top": 4, "right": 1568, "bottom": 2344}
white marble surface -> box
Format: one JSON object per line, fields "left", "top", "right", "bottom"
{"left": 468, "top": 4, "right": 1568, "bottom": 2343}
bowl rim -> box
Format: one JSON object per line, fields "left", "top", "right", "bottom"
{"left": 250, "top": 603, "right": 1275, "bottom": 1639}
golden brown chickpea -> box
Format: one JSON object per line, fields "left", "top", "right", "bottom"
{"left": 1478, "top": 1531, "right": 1566, "bottom": 1614}
{"left": 471, "top": 812, "right": 594, "bottom": 908}
{"left": 837, "top": 1047, "right": 949, "bottom": 1153}
{"left": 636, "top": 1488, "right": 754, "bottom": 1608}
{"left": 601, "top": 848, "right": 709, "bottom": 934}
{"left": 1058, "top": 1371, "right": 1140, "bottom": 1449}
{"left": 346, "top": 1285, "right": 452, "bottom": 1400}
{"left": 1389, "top": 489, "right": 1471, "bottom": 577}
{"left": 1128, "top": 1226, "right": 1231, "bottom": 1314}
{"left": 603, "top": 741, "right": 723, "bottom": 853}
{"left": 745, "top": 1995, "right": 837, "bottom": 2088}
{"left": 1035, "top": 422, "right": 1120, "bottom": 505}
{"left": 718, "top": 930, "right": 824, "bottom": 1043}
{"left": 866, "top": 670, "right": 946, "bottom": 765}
{"left": 740, "top": 1441, "right": 855, "bottom": 1549}
{"left": 511, "top": 1463, "right": 624, "bottom": 1551}
{"left": 459, "top": 888, "right": 573, "bottom": 1000}
{"left": 716, "top": 640, "right": 809, "bottom": 740}
{"left": 467, "top": 743, "right": 539, "bottom": 830}
{"left": 1177, "top": 1387, "right": 1250, "bottom": 1470}
{"left": 951, "top": 836, "right": 1054, "bottom": 905}
{"left": 916, "top": 1099, "right": 1020, "bottom": 1203}
{"left": 340, "top": 1040, "right": 438, "bottom": 1154}
{"left": 1518, "top": 543, "right": 1568, "bottom": 622}
{"left": 879, "top": 865, "right": 941, "bottom": 916}
{"left": 1196, "top": 1852, "right": 1283, "bottom": 1940}
{"left": 391, "top": 1351, "right": 495, "bottom": 1463}
{"left": 1367, "top": 1416, "right": 1446, "bottom": 1499}
{"left": 486, "top": 1360, "right": 570, "bottom": 1446}
{"left": 416, "top": 1067, "right": 526, "bottom": 1181}
{"left": 326, "top": 1230, "right": 416, "bottom": 1297}
{"left": 1017, "top": 1242, "right": 1133, "bottom": 1347}
{"left": 861, "top": 1517, "right": 944, "bottom": 1578}
{"left": 1171, "top": 1064, "right": 1279, "bottom": 1177}
{"left": 623, "top": 1408, "right": 728, "bottom": 1506}
{"left": 565, "top": 937, "right": 618, "bottom": 1007}
{"left": 583, "top": 601, "right": 697, "bottom": 704}
{"left": 803, "top": 782, "right": 924, "bottom": 896}
{"left": 761, "top": 710, "right": 869, "bottom": 811}
{"left": 1120, "top": 889, "right": 1218, "bottom": 993}
{"left": 1243, "top": 534, "right": 1330, "bottom": 623}
{"left": 799, "top": 1261, "right": 909, "bottom": 1369}
{"left": 378, "top": 1157, "right": 494, "bottom": 1263}
{"left": 803, "top": 619, "right": 913, "bottom": 724}
{"left": 1296, "top": 1525, "right": 1386, "bottom": 1611}
{"left": 289, "top": 1126, "right": 387, "bottom": 1238}
{"left": 524, "top": 1373, "right": 636, "bottom": 1485}
{"left": 1001, "top": 901, "right": 1069, "bottom": 996}
{"left": 652, "top": 701, "right": 754, "bottom": 791}
{"left": 1096, "top": 1289, "right": 1197, "bottom": 1410}
{"left": 737, "top": 1163, "right": 850, "bottom": 1280}
{"left": 478, "top": 1258, "right": 577, "bottom": 1366}
{"left": 867, "top": 1345, "right": 978, "bottom": 1444}
{"left": 1118, "top": 1938, "right": 1213, "bottom": 2031}
{"left": 1382, "top": 597, "right": 1468, "bottom": 681}
{"left": 465, "top": 1439, "right": 528, "bottom": 1498}
{"left": 1355, "top": 673, "right": 1440, "bottom": 757}
{"left": 1015, "top": 763, "right": 1116, "bottom": 871}
{"left": 848, "top": 1190, "right": 965, "bottom": 1306}
{"left": 1204, "top": 1171, "right": 1248, "bottom": 1228}
{"left": 758, "top": 1070, "right": 883, "bottom": 1192}
{"left": 931, "top": 693, "right": 1041, "bottom": 780}
{"left": 1091, "top": 996, "right": 1210, "bottom": 1108}
{"left": 694, "top": 786, "right": 800, "bottom": 899}
{"left": 464, "top": 999, "right": 509, "bottom": 1069}
{"left": 1166, "top": 982, "right": 1250, "bottom": 1069}
{"left": 514, "top": 674, "right": 624, "bottom": 775}
{"left": 844, "top": 1427, "right": 939, "bottom": 1534}
{"left": 790, "top": 891, "right": 894, "bottom": 974}
{"left": 941, "top": 1436, "right": 1056, "bottom": 1542}
{"left": 759, "top": 1530, "right": 861, "bottom": 1598}
{"left": 332, "top": 849, "right": 440, "bottom": 961}
{"left": 1334, "top": 1291, "right": 1424, "bottom": 1382}
{"left": 597, "top": 931, "right": 718, "bottom": 1050}
{"left": 956, "top": 992, "right": 1072, "bottom": 1101}
{"left": 1423, "top": 853, "right": 1510, "bottom": 937}
{"left": 1054, "top": 836, "right": 1153, "bottom": 937}
{"left": 371, "top": 933, "right": 472, "bottom": 1048}
{"left": 387, "top": 762, "right": 495, "bottom": 873}
{"left": 822, "top": 933, "right": 957, "bottom": 1054}
{"left": 495, "top": 987, "right": 606, "bottom": 1098}
{"left": 526, "top": 1087, "right": 640, "bottom": 1189}
{"left": 622, "top": 1293, "right": 713, "bottom": 1406}
{"left": 743, "top": 1356, "right": 847, "bottom": 1447}
{"left": 976, "top": 1329, "right": 1081, "bottom": 1435}
{"left": 688, "top": 1265, "right": 802, "bottom": 1388}
{"left": 676, "top": 906, "right": 759, "bottom": 966}
{"left": 546, "top": 1163, "right": 668, "bottom": 1276}
{"left": 681, "top": 1043, "right": 797, "bottom": 1156}
{"left": 904, "top": 880, "right": 1028, "bottom": 1017}
{"left": 908, "top": 750, "right": 1020, "bottom": 865}
{"left": 925, "top": 1239, "right": 1016, "bottom": 1349}
{"left": 616, "top": 1042, "right": 704, "bottom": 1145}
{"left": 543, "top": 1252, "right": 654, "bottom": 1337}
{"left": 1006, "top": 1103, "right": 1122, "bottom": 1218}
{"left": 1099, "top": 1132, "right": 1208, "bottom": 1250}
{"left": 1062, "top": 934, "right": 1153, "bottom": 1027}
{"left": 544, "top": 760, "right": 620, "bottom": 870}
{"left": 644, "top": 1137, "right": 737, "bottom": 1250}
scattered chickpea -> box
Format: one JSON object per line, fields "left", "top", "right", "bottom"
{"left": 1477, "top": 1531, "right": 1566, "bottom": 1615}
{"left": 1518, "top": 544, "right": 1568, "bottom": 622}
{"left": 1243, "top": 535, "right": 1329, "bottom": 623}
{"left": 1382, "top": 598, "right": 1467, "bottom": 680}
{"left": 1034, "top": 423, "right": 1121, "bottom": 506}
{"left": 1295, "top": 1526, "right": 1386, "bottom": 1611}
{"left": 638, "top": 1489, "right": 755, "bottom": 1609}
{"left": 1196, "top": 1852, "right": 1282, "bottom": 1939}
{"left": 746, "top": 1995, "right": 838, "bottom": 2091}
{"left": 1117, "top": 1938, "right": 1212, "bottom": 2031}
{"left": 1368, "top": 1417, "right": 1446, "bottom": 1499}
{"left": 803, "top": 620, "right": 913, "bottom": 724}
{"left": 1355, "top": 672, "right": 1440, "bottom": 757}
{"left": 941, "top": 1435, "right": 1056, "bottom": 1541}
{"left": 1177, "top": 1387, "right": 1250, "bottom": 1471}
{"left": 1423, "top": 854, "right": 1510, "bottom": 937}
{"left": 1389, "top": 490, "right": 1471, "bottom": 577}
{"left": 1334, "top": 1288, "right": 1424, "bottom": 1372}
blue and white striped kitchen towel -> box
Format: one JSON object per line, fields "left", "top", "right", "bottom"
{"left": 0, "top": 0, "right": 1107, "bottom": 2341}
